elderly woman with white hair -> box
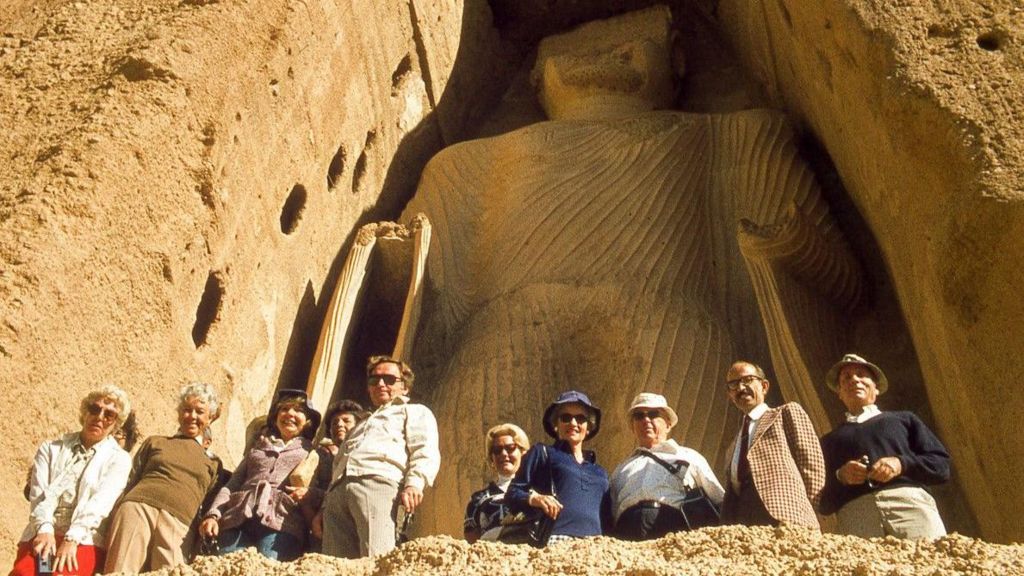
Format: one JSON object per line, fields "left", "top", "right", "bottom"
{"left": 12, "top": 384, "right": 132, "bottom": 576}
{"left": 464, "top": 423, "right": 531, "bottom": 543}
{"left": 104, "top": 382, "right": 223, "bottom": 573}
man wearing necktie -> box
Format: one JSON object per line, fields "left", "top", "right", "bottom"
{"left": 721, "top": 361, "right": 825, "bottom": 529}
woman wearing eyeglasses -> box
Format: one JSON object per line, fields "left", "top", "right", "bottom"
{"left": 506, "top": 390, "right": 611, "bottom": 546}
{"left": 464, "top": 423, "right": 531, "bottom": 543}
{"left": 12, "top": 385, "right": 132, "bottom": 576}
{"left": 103, "top": 382, "right": 222, "bottom": 573}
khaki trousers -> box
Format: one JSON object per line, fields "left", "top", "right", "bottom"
{"left": 836, "top": 486, "right": 946, "bottom": 540}
{"left": 322, "top": 475, "right": 399, "bottom": 559}
{"left": 104, "top": 500, "right": 191, "bottom": 573}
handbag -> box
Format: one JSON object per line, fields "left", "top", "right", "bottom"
{"left": 639, "top": 450, "right": 721, "bottom": 530}
{"left": 496, "top": 445, "right": 555, "bottom": 547}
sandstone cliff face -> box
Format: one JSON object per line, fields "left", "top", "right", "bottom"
{"left": 715, "top": 0, "right": 1024, "bottom": 542}
{"left": 0, "top": 0, "right": 506, "bottom": 556}
{"left": 1, "top": 0, "right": 1023, "bottom": 564}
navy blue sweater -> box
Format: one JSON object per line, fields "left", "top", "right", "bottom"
{"left": 819, "top": 411, "right": 950, "bottom": 515}
{"left": 506, "top": 440, "right": 610, "bottom": 537}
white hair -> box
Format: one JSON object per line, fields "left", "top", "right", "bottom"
{"left": 178, "top": 381, "right": 219, "bottom": 415}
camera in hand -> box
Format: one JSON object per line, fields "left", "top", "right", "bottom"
{"left": 35, "top": 552, "right": 55, "bottom": 575}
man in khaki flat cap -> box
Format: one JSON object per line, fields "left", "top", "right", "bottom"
{"left": 819, "top": 354, "right": 950, "bottom": 539}
{"left": 609, "top": 393, "right": 724, "bottom": 540}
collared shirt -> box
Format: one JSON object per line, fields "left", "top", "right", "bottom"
{"left": 23, "top": 432, "right": 131, "bottom": 545}
{"left": 505, "top": 441, "right": 610, "bottom": 538}
{"left": 333, "top": 395, "right": 440, "bottom": 491}
{"left": 730, "top": 403, "right": 769, "bottom": 492}
{"left": 50, "top": 438, "right": 97, "bottom": 532}
{"left": 610, "top": 439, "right": 725, "bottom": 520}
{"left": 845, "top": 404, "right": 881, "bottom": 423}
{"left": 464, "top": 474, "right": 515, "bottom": 539}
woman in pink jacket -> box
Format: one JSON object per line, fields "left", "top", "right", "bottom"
{"left": 199, "top": 389, "right": 321, "bottom": 560}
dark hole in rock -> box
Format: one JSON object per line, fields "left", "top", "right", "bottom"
{"left": 280, "top": 184, "right": 307, "bottom": 234}
{"left": 391, "top": 53, "right": 413, "bottom": 88}
{"left": 976, "top": 31, "right": 1002, "bottom": 51}
{"left": 192, "top": 271, "right": 224, "bottom": 347}
{"left": 327, "top": 145, "right": 347, "bottom": 190}
{"left": 351, "top": 131, "right": 376, "bottom": 195}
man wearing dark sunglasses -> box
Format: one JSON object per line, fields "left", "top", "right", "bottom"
{"left": 319, "top": 355, "right": 440, "bottom": 559}
{"left": 610, "top": 393, "right": 725, "bottom": 540}
{"left": 721, "top": 361, "right": 825, "bottom": 529}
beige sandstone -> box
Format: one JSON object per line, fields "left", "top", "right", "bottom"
{"left": 123, "top": 527, "right": 1024, "bottom": 575}
{"left": 3, "top": 0, "right": 1024, "bottom": 572}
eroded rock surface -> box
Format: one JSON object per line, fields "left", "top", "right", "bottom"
{"left": 0, "top": 0, "right": 507, "bottom": 560}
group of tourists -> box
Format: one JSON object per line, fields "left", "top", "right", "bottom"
{"left": 13, "top": 352, "right": 950, "bottom": 575}
{"left": 465, "top": 354, "right": 951, "bottom": 545}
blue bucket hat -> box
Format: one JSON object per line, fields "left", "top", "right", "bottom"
{"left": 542, "top": 390, "right": 602, "bottom": 440}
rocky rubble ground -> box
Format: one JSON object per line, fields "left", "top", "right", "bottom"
{"left": 123, "top": 526, "right": 1024, "bottom": 576}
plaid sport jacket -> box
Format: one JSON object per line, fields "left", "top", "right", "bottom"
{"left": 723, "top": 402, "right": 826, "bottom": 529}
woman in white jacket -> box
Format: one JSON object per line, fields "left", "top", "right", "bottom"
{"left": 12, "top": 385, "right": 132, "bottom": 576}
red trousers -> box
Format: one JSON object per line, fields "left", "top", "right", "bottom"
{"left": 10, "top": 540, "right": 104, "bottom": 576}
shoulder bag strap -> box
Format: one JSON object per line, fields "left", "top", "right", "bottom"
{"left": 541, "top": 444, "right": 556, "bottom": 497}
{"left": 639, "top": 449, "right": 690, "bottom": 478}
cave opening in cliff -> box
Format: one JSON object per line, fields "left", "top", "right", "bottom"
{"left": 280, "top": 183, "right": 307, "bottom": 234}
{"left": 192, "top": 271, "right": 225, "bottom": 348}
{"left": 327, "top": 144, "right": 347, "bottom": 190}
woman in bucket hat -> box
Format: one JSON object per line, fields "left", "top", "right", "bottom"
{"left": 505, "top": 390, "right": 610, "bottom": 545}
{"left": 199, "top": 389, "right": 322, "bottom": 560}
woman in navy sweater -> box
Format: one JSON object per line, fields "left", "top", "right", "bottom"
{"left": 506, "top": 391, "right": 610, "bottom": 545}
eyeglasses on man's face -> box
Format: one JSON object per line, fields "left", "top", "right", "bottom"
{"left": 367, "top": 374, "right": 403, "bottom": 387}
{"left": 631, "top": 409, "right": 663, "bottom": 422}
{"left": 725, "top": 374, "right": 763, "bottom": 391}
{"left": 558, "top": 413, "right": 589, "bottom": 425}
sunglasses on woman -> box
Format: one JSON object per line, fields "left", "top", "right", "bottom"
{"left": 86, "top": 403, "right": 119, "bottom": 423}
{"left": 558, "top": 413, "right": 589, "bottom": 425}
{"left": 490, "top": 444, "right": 519, "bottom": 456}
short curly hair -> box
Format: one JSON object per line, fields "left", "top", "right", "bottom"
{"left": 79, "top": 384, "right": 131, "bottom": 428}
{"left": 323, "top": 399, "right": 368, "bottom": 428}
{"left": 178, "top": 381, "right": 220, "bottom": 416}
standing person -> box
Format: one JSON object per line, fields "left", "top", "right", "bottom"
{"left": 320, "top": 356, "right": 440, "bottom": 558}
{"left": 464, "top": 423, "right": 531, "bottom": 543}
{"left": 610, "top": 393, "right": 724, "bottom": 540}
{"left": 505, "top": 391, "right": 610, "bottom": 545}
{"left": 12, "top": 385, "right": 132, "bottom": 576}
{"left": 199, "top": 389, "right": 322, "bottom": 561}
{"left": 721, "top": 361, "right": 825, "bottom": 529}
{"left": 307, "top": 399, "right": 367, "bottom": 552}
{"left": 820, "top": 354, "right": 951, "bottom": 539}
{"left": 312, "top": 400, "right": 368, "bottom": 493}
{"left": 104, "top": 382, "right": 222, "bottom": 573}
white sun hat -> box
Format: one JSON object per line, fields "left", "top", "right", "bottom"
{"left": 627, "top": 392, "right": 679, "bottom": 428}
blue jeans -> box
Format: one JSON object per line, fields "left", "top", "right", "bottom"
{"left": 218, "top": 519, "right": 304, "bottom": 561}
